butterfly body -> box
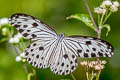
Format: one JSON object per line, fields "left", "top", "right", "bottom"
{"left": 58, "top": 33, "right": 65, "bottom": 42}
{"left": 9, "top": 13, "right": 114, "bottom": 75}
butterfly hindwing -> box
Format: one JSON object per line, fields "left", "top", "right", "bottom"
{"left": 64, "top": 36, "right": 114, "bottom": 58}
{"left": 25, "top": 38, "right": 57, "bottom": 68}
{"left": 9, "top": 13, "right": 57, "bottom": 41}
{"left": 50, "top": 39, "right": 78, "bottom": 75}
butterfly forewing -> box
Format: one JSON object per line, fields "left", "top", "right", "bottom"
{"left": 9, "top": 13, "right": 57, "bottom": 41}
{"left": 64, "top": 36, "right": 114, "bottom": 58}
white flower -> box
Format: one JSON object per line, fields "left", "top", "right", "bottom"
{"left": 15, "top": 33, "right": 23, "bottom": 39}
{"left": 9, "top": 37, "right": 19, "bottom": 43}
{"left": 101, "top": 60, "right": 107, "bottom": 64}
{"left": 0, "top": 18, "right": 9, "bottom": 25}
{"left": 22, "top": 59, "right": 26, "bottom": 62}
{"left": 20, "top": 52, "right": 26, "bottom": 58}
{"left": 91, "top": 61, "right": 96, "bottom": 65}
{"left": 2, "top": 28, "right": 8, "bottom": 36}
{"left": 16, "top": 56, "right": 22, "bottom": 62}
{"left": 9, "top": 38, "right": 14, "bottom": 43}
{"left": 94, "top": 7, "right": 106, "bottom": 15}
{"left": 109, "top": 5, "right": 118, "bottom": 12}
{"left": 94, "top": 65, "right": 101, "bottom": 70}
{"left": 101, "top": 0, "right": 112, "bottom": 8}
{"left": 9, "top": 33, "right": 23, "bottom": 43}
{"left": 2, "top": 28, "right": 7, "bottom": 32}
{"left": 13, "top": 37, "right": 20, "bottom": 43}
{"left": 88, "top": 62, "right": 93, "bottom": 68}
{"left": 113, "top": 1, "right": 120, "bottom": 7}
{"left": 80, "top": 61, "right": 88, "bottom": 66}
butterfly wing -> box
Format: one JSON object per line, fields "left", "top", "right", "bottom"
{"left": 50, "top": 39, "right": 78, "bottom": 75}
{"left": 64, "top": 36, "right": 114, "bottom": 58}
{"left": 9, "top": 13, "right": 58, "bottom": 68}
{"left": 25, "top": 39, "right": 58, "bottom": 68}
{"left": 9, "top": 13, "right": 57, "bottom": 41}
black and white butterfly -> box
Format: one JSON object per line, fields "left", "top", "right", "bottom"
{"left": 9, "top": 13, "right": 114, "bottom": 75}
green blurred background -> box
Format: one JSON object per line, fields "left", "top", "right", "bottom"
{"left": 0, "top": 0, "right": 120, "bottom": 80}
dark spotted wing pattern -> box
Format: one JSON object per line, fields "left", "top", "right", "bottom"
{"left": 64, "top": 36, "right": 114, "bottom": 58}
{"left": 9, "top": 13, "right": 57, "bottom": 41}
{"left": 9, "top": 13, "right": 114, "bottom": 75}
{"left": 50, "top": 39, "right": 78, "bottom": 75}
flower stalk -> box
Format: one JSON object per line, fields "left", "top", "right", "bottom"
{"left": 14, "top": 46, "right": 29, "bottom": 74}
{"left": 82, "top": 0, "right": 119, "bottom": 80}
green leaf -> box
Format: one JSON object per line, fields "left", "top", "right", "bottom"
{"left": 102, "top": 24, "right": 111, "bottom": 36}
{"left": 68, "top": 14, "right": 95, "bottom": 31}
{"left": 0, "top": 37, "right": 9, "bottom": 43}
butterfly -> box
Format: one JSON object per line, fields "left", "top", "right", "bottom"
{"left": 9, "top": 13, "right": 114, "bottom": 75}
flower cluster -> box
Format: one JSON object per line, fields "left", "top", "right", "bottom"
{"left": 80, "top": 60, "right": 106, "bottom": 70}
{"left": 80, "top": 60, "right": 107, "bottom": 80}
{"left": 0, "top": 17, "right": 9, "bottom": 26}
{"left": 0, "top": 18, "right": 9, "bottom": 36}
{"left": 9, "top": 33, "right": 23, "bottom": 43}
{"left": 16, "top": 52, "right": 26, "bottom": 62}
{"left": 94, "top": 0, "right": 119, "bottom": 14}
{"left": 94, "top": 7, "right": 106, "bottom": 15}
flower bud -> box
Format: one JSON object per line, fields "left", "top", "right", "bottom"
{"left": 2, "top": 28, "right": 8, "bottom": 36}
{"left": 110, "top": 5, "right": 118, "bottom": 12}
{"left": 113, "top": 1, "right": 120, "bottom": 7}
{"left": 94, "top": 7, "right": 106, "bottom": 15}
{"left": 101, "top": 0, "right": 112, "bottom": 8}
{"left": 16, "top": 56, "right": 22, "bottom": 62}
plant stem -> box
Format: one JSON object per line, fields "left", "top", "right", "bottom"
{"left": 96, "top": 70, "right": 101, "bottom": 80}
{"left": 27, "top": 73, "right": 34, "bottom": 80}
{"left": 82, "top": 0, "right": 98, "bottom": 32}
{"left": 71, "top": 73, "right": 76, "bottom": 80}
{"left": 86, "top": 71, "right": 89, "bottom": 80}
{"left": 82, "top": 0, "right": 104, "bottom": 80}
{"left": 14, "top": 46, "right": 29, "bottom": 74}
{"left": 97, "top": 27, "right": 102, "bottom": 39}
{"left": 98, "top": 14, "right": 100, "bottom": 25}
{"left": 99, "top": 14, "right": 104, "bottom": 27}
{"left": 103, "top": 12, "right": 112, "bottom": 24}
